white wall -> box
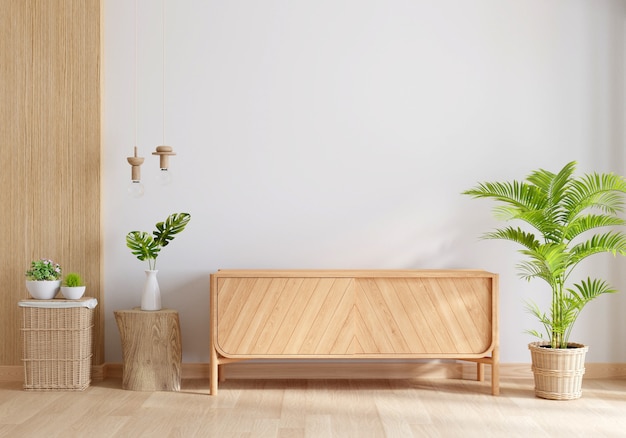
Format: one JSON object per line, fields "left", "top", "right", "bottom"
{"left": 103, "top": 0, "right": 626, "bottom": 363}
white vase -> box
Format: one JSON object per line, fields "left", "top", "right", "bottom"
{"left": 60, "top": 286, "right": 86, "bottom": 300}
{"left": 25, "top": 280, "right": 61, "bottom": 299}
{"left": 141, "top": 270, "right": 161, "bottom": 311}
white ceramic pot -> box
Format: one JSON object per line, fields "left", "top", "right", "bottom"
{"left": 60, "top": 286, "right": 86, "bottom": 300}
{"left": 25, "top": 280, "right": 61, "bottom": 299}
{"left": 141, "top": 270, "right": 161, "bottom": 310}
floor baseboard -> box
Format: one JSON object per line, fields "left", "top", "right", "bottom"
{"left": 2, "top": 361, "right": 625, "bottom": 383}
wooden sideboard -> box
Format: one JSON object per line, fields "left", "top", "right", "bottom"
{"left": 209, "top": 270, "right": 499, "bottom": 395}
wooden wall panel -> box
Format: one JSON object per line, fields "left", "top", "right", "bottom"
{"left": 0, "top": 0, "right": 102, "bottom": 366}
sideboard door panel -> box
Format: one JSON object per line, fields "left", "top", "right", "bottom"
{"left": 216, "top": 277, "right": 354, "bottom": 357}
{"left": 355, "top": 277, "right": 493, "bottom": 355}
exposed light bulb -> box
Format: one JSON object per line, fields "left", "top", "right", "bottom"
{"left": 127, "top": 180, "right": 145, "bottom": 198}
{"left": 158, "top": 168, "right": 173, "bottom": 185}
{"left": 153, "top": 145, "right": 176, "bottom": 185}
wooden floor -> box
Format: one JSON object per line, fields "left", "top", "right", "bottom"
{"left": 1, "top": 377, "right": 625, "bottom": 437}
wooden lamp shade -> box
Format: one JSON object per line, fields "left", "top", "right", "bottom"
{"left": 127, "top": 147, "right": 144, "bottom": 181}
{"left": 152, "top": 145, "right": 176, "bottom": 169}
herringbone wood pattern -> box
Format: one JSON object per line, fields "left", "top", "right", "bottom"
{"left": 355, "top": 278, "right": 493, "bottom": 355}
{"left": 217, "top": 277, "right": 355, "bottom": 356}
{"left": 215, "top": 275, "right": 494, "bottom": 358}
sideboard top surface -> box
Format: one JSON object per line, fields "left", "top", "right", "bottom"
{"left": 211, "top": 269, "right": 497, "bottom": 279}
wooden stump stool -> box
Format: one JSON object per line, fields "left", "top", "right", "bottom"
{"left": 114, "top": 308, "right": 182, "bottom": 391}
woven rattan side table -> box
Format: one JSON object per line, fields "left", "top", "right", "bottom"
{"left": 18, "top": 297, "right": 98, "bottom": 391}
{"left": 114, "top": 308, "right": 182, "bottom": 391}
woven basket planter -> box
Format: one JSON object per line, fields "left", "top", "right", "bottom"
{"left": 21, "top": 304, "right": 95, "bottom": 391}
{"left": 528, "top": 341, "right": 589, "bottom": 400}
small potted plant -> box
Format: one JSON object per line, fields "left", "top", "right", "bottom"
{"left": 61, "top": 272, "right": 86, "bottom": 299}
{"left": 25, "top": 258, "right": 62, "bottom": 299}
{"left": 126, "top": 212, "right": 191, "bottom": 310}
{"left": 463, "top": 161, "right": 626, "bottom": 399}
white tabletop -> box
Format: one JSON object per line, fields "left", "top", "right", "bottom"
{"left": 18, "top": 297, "right": 98, "bottom": 309}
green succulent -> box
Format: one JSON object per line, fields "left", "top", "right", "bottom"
{"left": 63, "top": 272, "right": 84, "bottom": 287}
{"left": 126, "top": 212, "right": 191, "bottom": 270}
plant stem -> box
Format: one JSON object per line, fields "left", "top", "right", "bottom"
{"left": 553, "top": 279, "right": 563, "bottom": 348}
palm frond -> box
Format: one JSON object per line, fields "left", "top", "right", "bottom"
{"left": 527, "top": 161, "right": 574, "bottom": 208}
{"left": 518, "top": 243, "right": 568, "bottom": 283}
{"left": 568, "top": 231, "right": 626, "bottom": 268}
{"left": 482, "top": 227, "right": 540, "bottom": 250}
{"left": 559, "top": 278, "right": 618, "bottom": 344}
{"left": 564, "top": 214, "right": 626, "bottom": 242}
{"left": 563, "top": 172, "right": 626, "bottom": 220}
{"left": 516, "top": 259, "right": 551, "bottom": 284}
{"left": 524, "top": 300, "right": 551, "bottom": 340}
{"left": 463, "top": 180, "right": 546, "bottom": 212}
{"left": 567, "top": 278, "right": 617, "bottom": 303}
{"left": 518, "top": 210, "right": 564, "bottom": 243}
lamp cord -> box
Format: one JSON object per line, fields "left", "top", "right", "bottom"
{"left": 134, "top": 0, "right": 138, "bottom": 148}
{"left": 162, "top": 0, "right": 165, "bottom": 145}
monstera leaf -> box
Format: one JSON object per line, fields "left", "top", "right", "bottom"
{"left": 126, "top": 212, "right": 191, "bottom": 270}
{"left": 153, "top": 212, "right": 191, "bottom": 247}
{"left": 126, "top": 231, "right": 161, "bottom": 262}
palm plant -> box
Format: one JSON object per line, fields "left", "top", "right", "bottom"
{"left": 126, "top": 212, "right": 191, "bottom": 270}
{"left": 463, "top": 161, "right": 626, "bottom": 348}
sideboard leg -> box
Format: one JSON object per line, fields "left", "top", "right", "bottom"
{"left": 477, "top": 363, "right": 485, "bottom": 382}
{"left": 210, "top": 347, "right": 218, "bottom": 396}
{"left": 491, "top": 363, "right": 500, "bottom": 395}
{"left": 491, "top": 348, "right": 500, "bottom": 396}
